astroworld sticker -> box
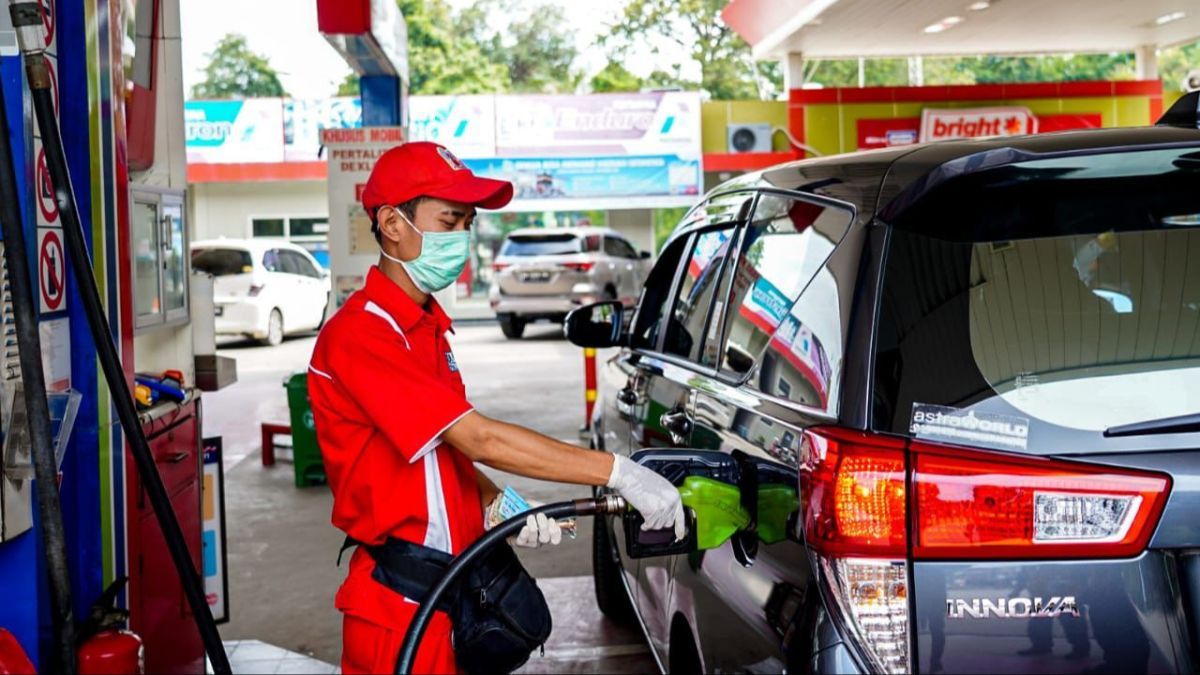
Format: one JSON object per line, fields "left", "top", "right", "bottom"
{"left": 910, "top": 403, "right": 1030, "bottom": 451}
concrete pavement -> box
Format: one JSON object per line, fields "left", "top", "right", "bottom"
{"left": 202, "top": 320, "right": 649, "bottom": 670}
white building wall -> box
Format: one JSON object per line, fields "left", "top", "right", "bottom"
{"left": 132, "top": 0, "right": 193, "bottom": 379}
{"left": 191, "top": 180, "right": 329, "bottom": 241}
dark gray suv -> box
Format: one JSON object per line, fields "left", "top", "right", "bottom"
{"left": 568, "top": 93, "right": 1200, "bottom": 674}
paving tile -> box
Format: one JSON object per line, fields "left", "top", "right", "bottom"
{"left": 228, "top": 657, "right": 283, "bottom": 674}
{"left": 274, "top": 658, "right": 338, "bottom": 674}
{"left": 231, "top": 640, "right": 289, "bottom": 662}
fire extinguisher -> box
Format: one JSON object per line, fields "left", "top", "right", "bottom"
{"left": 0, "top": 628, "right": 37, "bottom": 674}
{"left": 76, "top": 580, "right": 143, "bottom": 675}
{"left": 77, "top": 631, "right": 142, "bottom": 675}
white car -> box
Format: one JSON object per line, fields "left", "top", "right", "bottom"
{"left": 191, "top": 239, "right": 331, "bottom": 346}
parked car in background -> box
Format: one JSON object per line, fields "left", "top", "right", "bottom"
{"left": 191, "top": 239, "right": 330, "bottom": 346}
{"left": 568, "top": 96, "right": 1200, "bottom": 675}
{"left": 488, "top": 227, "right": 652, "bottom": 339}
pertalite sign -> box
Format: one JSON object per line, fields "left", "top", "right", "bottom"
{"left": 920, "top": 107, "right": 1038, "bottom": 142}
{"left": 323, "top": 127, "right": 406, "bottom": 305}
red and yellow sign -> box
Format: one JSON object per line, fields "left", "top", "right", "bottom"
{"left": 792, "top": 80, "right": 1165, "bottom": 156}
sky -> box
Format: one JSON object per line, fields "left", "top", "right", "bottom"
{"left": 179, "top": 0, "right": 683, "bottom": 100}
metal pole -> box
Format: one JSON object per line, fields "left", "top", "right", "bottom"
{"left": 582, "top": 347, "right": 597, "bottom": 435}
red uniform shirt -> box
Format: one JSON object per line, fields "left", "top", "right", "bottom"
{"left": 308, "top": 266, "right": 485, "bottom": 634}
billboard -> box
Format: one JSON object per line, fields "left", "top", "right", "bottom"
{"left": 185, "top": 98, "right": 364, "bottom": 164}
{"left": 185, "top": 99, "right": 286, "bottom": 164}
{"left": 284, "top": 98, "right": 363, "bottom": 161}
{"left": 487, "top": 92, "right": 703, "bottom": 211}
{"left": 407, "top": 95, "right": 496, "bottom": 159}
{"left": 186, "top": 92, "right": 703, "bottom": 210}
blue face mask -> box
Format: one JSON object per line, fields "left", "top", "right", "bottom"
{"left": 380, "top": 209, "right": 471, "bottom": 293}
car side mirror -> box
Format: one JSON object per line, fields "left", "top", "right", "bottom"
{"left": 640, "top": 250, "right": 651, "bottom": 259}
{"left": 564, "top": 301, "right": 625, "bottom": 348}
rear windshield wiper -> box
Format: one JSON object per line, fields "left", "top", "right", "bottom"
{"left": 1104, "top": 412, "right": 1200, "bottom": 438}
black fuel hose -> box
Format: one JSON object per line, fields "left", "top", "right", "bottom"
{"left": 395, "top": 495, "right": 626, "bottom": 674}
{"left": 8, "top": 5, "right": 233, "bottom": 673}
{"left": 0, "top": 40, "right": 76, "bottom": 675}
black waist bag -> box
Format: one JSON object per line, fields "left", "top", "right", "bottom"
{"left": 346, "top": 536, "right": 552, "bottom": 674}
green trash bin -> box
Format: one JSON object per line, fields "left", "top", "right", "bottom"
{"left": 284, "top": 370, "right": 326, "bottom": 487}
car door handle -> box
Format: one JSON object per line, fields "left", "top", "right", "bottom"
{"left": 659, "top": 409, "right": 692, "bottom": 438}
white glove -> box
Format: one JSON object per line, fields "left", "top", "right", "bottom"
{"left": 514, "top": 512, "right": 563, "bottom": 549}
{"left": 607, "top": 455, "right": 687, "bottom": 541}
{"left": 486, "top": 495, "right": 564, "bottom": 549}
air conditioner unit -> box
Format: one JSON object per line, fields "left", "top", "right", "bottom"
{"left": 1185, "top": 70, "right": 1200, "bottom": 93}
{"left": 727, "top": 123, "right": 772, "bottom": 153}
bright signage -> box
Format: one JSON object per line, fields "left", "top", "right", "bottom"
{"left": 920, "top": 106, "right": 1038, "bottom": 142}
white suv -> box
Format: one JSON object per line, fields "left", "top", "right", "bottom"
{"left": 488, "top": 227, "right": 652, "bottom": 339}
{"left": 191, "top": 239, "right": 331, "bottom": 346}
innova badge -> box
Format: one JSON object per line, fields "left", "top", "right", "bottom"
{"left": 947, "top": 596, "right": 1079, "bottom": 619}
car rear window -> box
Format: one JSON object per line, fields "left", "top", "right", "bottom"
{"left": 500, "top": 234, "right": 582, "bottom": 256}
{"left": 874, "top": 146, "right": 1200, "bottom": 451}
{"left": 191, "top": 248, "right": 252, "bottom": 276}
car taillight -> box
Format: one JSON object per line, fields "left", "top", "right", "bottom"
{"left": 802, "top": 428, "right": 906, "bottom": 557}
{"left": 561, "top": 262, "right": 594, "bottom": 272}
{"left": 800, "top": 428, "right": 910, "bottom": 673}
{"left": 800, "top": 426, "right": 1172, "bottom": 674}
{"left": 492, "top": 262, "right": 510, "bottom": 272}
{"left": 912, "top": 442, "right": 1170, "bottom": 559}
{"left": 248, "top": 284, "right": 265, "bottom": 297}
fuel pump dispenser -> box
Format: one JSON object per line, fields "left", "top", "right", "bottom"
{"left": 0, "top": 1, "right": 231, "bottom": 672}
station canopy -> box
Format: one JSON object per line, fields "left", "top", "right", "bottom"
{"left": 722, "top": 0, "right": 1200, "bottom": 59}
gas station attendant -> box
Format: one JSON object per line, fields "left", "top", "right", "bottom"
{"left": 307, "top": 142, "right": 685, "bottom": 674}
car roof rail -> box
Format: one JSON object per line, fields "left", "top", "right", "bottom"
{"left": 1156, "top": 90, "right": 1200, "bottom": 129}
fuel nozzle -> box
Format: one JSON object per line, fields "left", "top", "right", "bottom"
{"left": 575, "top": 494, "right": 627, "bottom": 516}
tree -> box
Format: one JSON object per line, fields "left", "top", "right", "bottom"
{"left": 336, "top": 72, "right": 359, "bottom": 97}
{"left": 800, "top": 58, "right": 910, "bottom": 88}
{"left": 591, "top": 62, "right": 644, "bottom": 92}
{"left": 1160, "top": 40, "right": 1200, "bottom": 92}
{"left": 797, "top": 53, "right": 1137, "bottom": 89}
{"left": 191, "top": 33, "right": 287, "bottom": 99}
{"left": 589, "top": 62, "right": 692, "bottom": 93}
{"left": 935, "top": 53, "right": 1135, "bottom": 84}
{"left": 604, "top": 0, "right": 781, "bottom": 100}
{"left": 457, "top": 0, "right": 582, "bottom": 93}
{"left": 397, "top": 0, "right": 509, "bottom": 95}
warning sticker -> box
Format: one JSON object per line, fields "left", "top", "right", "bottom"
{"left": 38, "top": 0, "right": 55, "bottom": 52}
{"left": 36, "top": 146, "right": 58, "bottom": 225}
{"left": 38, "top": 228, "right": 66, "bottom": 313}
{"left": 910, "top": 403, "right": 1029, "bottom": 451}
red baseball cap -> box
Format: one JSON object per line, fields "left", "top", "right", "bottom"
{"left": 361, "top": 141, "right": 513, "bottom": 213}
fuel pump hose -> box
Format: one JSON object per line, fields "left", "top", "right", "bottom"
{"left": 0, "top": 24, "right": 76, "bottom": 675}
{"left": 6, "top": 3, "right": 233, "bottom": 674}
{"left": 395, "top": 495, "right": 627, "bottom": 675}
